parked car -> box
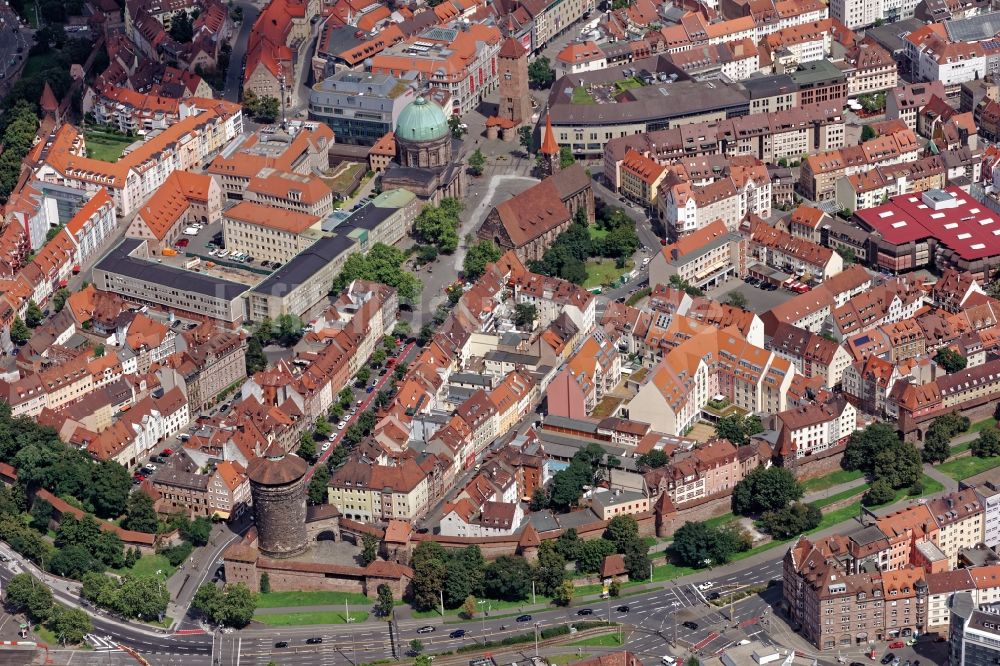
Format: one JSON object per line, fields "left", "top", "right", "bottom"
{"left": 697, "top": 582, "right": 714, "bottom": 591}
{"left": 880, "top": 654, "right": 895, "bottom": 665}
{"left": 162, "top": 448, "right": 173, "bottom": 456}
{"left": 888, "top": 641, "right": 904, "bottom": 650}
{"left": 274, "top": 642, "right": 288, "bottom": 648}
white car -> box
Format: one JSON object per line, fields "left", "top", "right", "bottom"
{"left": 217, "top": 249, "right": 230, "bottom": 258}
{"left": 321, "top": 441, "right": 331, "bottom": 451}
{"left": 183, "top": 227, "right": 199, "bottom": 236}
{"left": 697, "top": 582, "right": 714, "bottom": 591}
{"left": 337, "top": 421, "right": 346, "bottom": 430}
{"left": 642, "top": 257, "right": 650, "bottom": 266}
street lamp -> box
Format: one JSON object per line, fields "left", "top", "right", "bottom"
{"left": 534, "top": 622, "right": 540, "bottom": 657}
{"left": 477, "top": 600, "right": 488, "bottom": 642}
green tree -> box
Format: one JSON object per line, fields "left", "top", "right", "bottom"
{"left": 297, "top": 432, "right": 317, "bottom": 464}
{"left": 872, "top": 439, "right": 922, "bottom": 490}
{"left": 91, "top": 460, "right": 132, "bottom": 518}
{"left": 604, "top": 515, "right": 640, "bottom": 553}
{"left": 622, "top": 536, "right": 651, "bottom": 580}
{"left": 936, "top": 348, "right": 968, "bottom": 374}
{"left": 559, "top": 146, "right": 575, "bottom": 169}
{"left": 757, "top": 502, "right": 821, "bottom": 539}
{"left": 307, "top": 464, "right": 329, "bottom": 505}
{"left": 468, "top": 149, "right": 486, "bottom": 177}
{"left": 25, "top": 300, "right": 42, "bottom": 328}
{"left": 530, "top": 487, "right": 548, "bottom": 511}
{"left": 670, "top": 522, "right": 747, "bottom": 568}
{"left": 29, "top": 498, "right": 53, "bottom": 532}
{"left": 861, "top": 125, "right": 877, "bottom": 141}
{"left": 448, "top": 115, "right": 466, "bottom": 139}
{"left": 637, "top": 449, "right": 669, "bottom": 470}
{"left": 484, "top": 556, "right": 532, "bottom": 601}
{"left": 922, "top": 430, "right": 951, "bottom": 464}
{"left": 9, "top": 317, "right": 30, "bottom": 345}
{"left": 376, "top": 583, "right": 394, "bottom": 617}
{"left": 169, "top": 9, "right": 193, "bottom": 41}
{"left": 246, "top": 336, "right": 266, "bottom": 374}
{"left": 863, "top": 479, "right": 895, "bottom": 506}
{"left": 117, "top": 577, "right": 170, "bottom": 621}
{"left": 843, "top": 422, "right": 901, "bottom": 472}
{"left": 461, "top": 594, "right": 477, "bottom": 619}
{"left": 714, "top": 413, "right": 764, "bottom": 446}
{"left": 973, "top": 427, "right": 1000, "bottom": 458}
{"left": 518, "top": 126, "right": 533, "bottom": 154}
{"left": 50, "top": 544, "right": 103, "bottom": 579}
{"left": 180, "top": 516, "right": 212, "bottom": 547}
{"left": 414, "top": 200, "right": 463, "bottom": 254}
{"left": 575, "top": 538, "right": 616, "bottom": 574}
{"left": 514, "top": 303, "right": 537, "bottom": 329}
{"left": 408, "top": 541, "right": 448, "bottom": 611}
{"left": 527, "top": 57, "right": 555, "bottom": 88}
{"left": 463, "top": 240, "right": 503, "bottom": 280}
{"left": 6, "top": 573, "right": 53, "bottom": 622}
{"left": 553, "top": 580, "right": 574, "bottom": 606}
{"left": 732, "top": 466, "right": 803, "bottom": 516}
{"left": 361, "top": 533, "right": 380, "bottom": 566}
{"left": 275, "top": 314, "right": 303, "bottom": 346}
{"left": 533, "top": 541, "right": 566, "bottom": 596}
{"left": 51, "top": 288, "right": 70, "bottom": 314}
{"left": 260, "top": 572, "right": 270, "bottom": 594}
{"left": 725, "top": 292, "right": 748, "bottom": 309}
{"left": 217, "top": 583, "right": 257, "bottom": 628}
{"left": 836, "top": 247, "right": 856, "bottom": 265}
{"left": 555, "top": 528, "right": 580, "bottom": 562}
{"left": 409, "top": 639, "right": 424, "bottom": 655}
{"left": 47, "top": 605, "right": 91, "bottom": 645}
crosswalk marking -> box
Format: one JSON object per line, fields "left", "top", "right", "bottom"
{"left": 85, "top": 634, "right": 122, "bottom": 651}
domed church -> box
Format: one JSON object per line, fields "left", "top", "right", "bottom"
{"left": 380, "top": 96, "right": 465, "bottom": 204}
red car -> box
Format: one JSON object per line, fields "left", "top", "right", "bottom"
{"left": 175, "top": 238, "right": 189, "bottom": 248}
{"left": 162, "top": 448, "right": 173, "bottom": 456}
{"left": 888, "top": 641, "right": 904, "bottom": 649}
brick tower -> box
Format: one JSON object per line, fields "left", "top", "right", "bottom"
{"left": 497, "top": 37, "right": 532, "bottom": 127}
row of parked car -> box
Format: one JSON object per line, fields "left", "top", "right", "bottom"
{"left": 132, "top": 448, "right": 174, "bottom": 484}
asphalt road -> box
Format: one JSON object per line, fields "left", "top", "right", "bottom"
{"left": 222, "top": 1, "right": 259, "bottom": 102}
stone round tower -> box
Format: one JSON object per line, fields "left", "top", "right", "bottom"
{"left": 248, "top": 452, "right": 309, "bottom": 559}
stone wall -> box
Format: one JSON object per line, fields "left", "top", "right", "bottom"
{"left": 657, "top": 495, "right": 733, "bottom": 539}
{"left": 786, "top": 447, "right": 848, "bottom": 481}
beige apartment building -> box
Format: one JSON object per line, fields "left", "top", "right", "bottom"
{"left": 649, "top": 219, "right": 747, "bottom": 290}
{"left": 927, "top": 489, "right": 984, "bottom": 567}
{"left": 246, "top": 168, "right": 334, "bottom": 218}
{"left": 223, "top": 201, "right": 322, "bottom": 265}
{"left": 327, "top": 458, "right": 429, "bottom": 522}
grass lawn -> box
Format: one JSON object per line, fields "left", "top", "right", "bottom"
{"left": 801, "top": 469, "right": 864, "bottom": 493}
{"left": 548, "top": 655, "right": 591, "bottom": 665}
{"left": 254, "top": 611, "right": 368, "bottom": 626}
{"left": 572, "top": 87, "right": 595, "bottom": 104}
{"left": 811, "top": 485, "right": 866, "bottom": 509}
{"left": 411, "top": 596, "right": 552, "bottom": 619}
{"left": 969, "top": 417, "right": 997, "bottom": 434}
{"left": 257, "top": 590, "right": 371, "bottom": 608}
{"left": 18, "top": 0, "right": 39, "bottom": 27}
{"left": 588, "top": 225, "right": 608, "bottom": 241}
{"left": 584, "top": 259, "right": 631, "bottom": 290}
{"left": 112, "top": 554, "right": 175, "bottom": 580}
{"left": 702, "top": 513, "right": 736, "bottom": 530}
{"left": 952, "top": 442, "right": 971, "bottom": 455}
{"left": 936, "top": 455, "right": 1000, "bottom": 481}
{"left": 569, "top": 633, "right": 623, "bottom": 647}
{"left": 22, "top": 50, "right": 60, "bottom": 78}
{"left": 614, "top": 77, "right": 644, "bottom": 92}
{"left": 84, "top": 130, "right": 135, "bottom": 162}
{"left": 324, "top": 162, "right": 366, "bottom": 195}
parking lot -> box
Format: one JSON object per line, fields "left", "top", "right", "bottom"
{"left": 709, "top": 276, "right": 799, "bottom": 314}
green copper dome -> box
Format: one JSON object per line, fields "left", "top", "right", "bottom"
{"left": 395, "top": 96, "right": 448, "bottom": 142}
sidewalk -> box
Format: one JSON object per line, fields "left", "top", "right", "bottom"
{"left": 801, "top": 476, "right": 868, "bottom": 504}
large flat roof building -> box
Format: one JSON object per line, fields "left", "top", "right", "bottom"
{"left": 94, "top": 238, "right": 248, "bottom": 326}
{"left": 855, "top": 187, "right": 1000, "bottom": 279}
{"left": 308, "top": 70, "right": 418, "bottom": 145}
{"left": 544, "top": 57, "right": 749, "bottom": 159}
